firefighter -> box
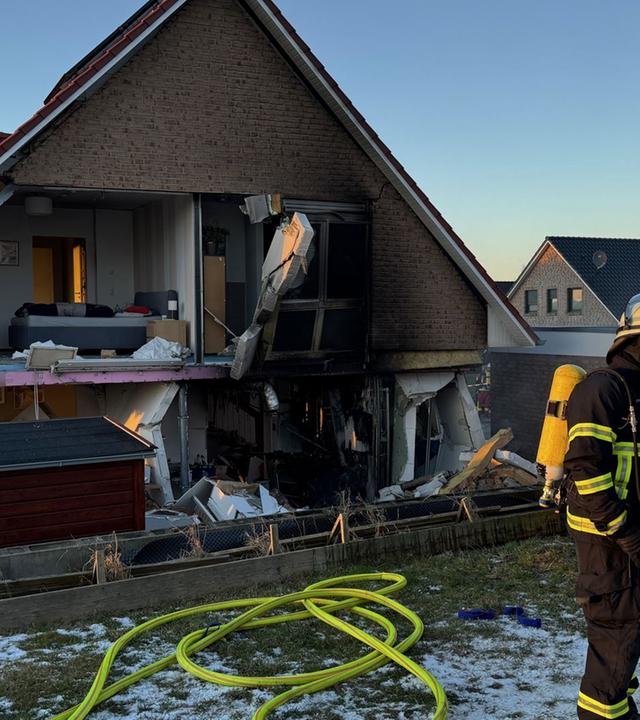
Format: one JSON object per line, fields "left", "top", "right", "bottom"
{"left": 565, "top": 294, "right": 640, "bottom": 720}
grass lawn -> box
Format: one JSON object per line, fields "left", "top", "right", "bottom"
{"left": 0, "top": 534, "right": 584, "bottom": 720}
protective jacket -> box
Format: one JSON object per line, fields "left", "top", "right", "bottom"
{"left": 565, "top": 354, "right": 640, "bottom": 720}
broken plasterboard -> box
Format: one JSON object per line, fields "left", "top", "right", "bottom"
{"left": 231, "top": 212, "right": 315, "bottom": 380}
{"left": 207, "top": 479, "right": 288, "bottom": 522}
{"left": 22, "top": 341, "right": 78, "bottom": 369}
{"left": 240, "top": 193, "right": 282, "bottom": 224}
{"left": 106, "top": 382, "right": 179, "bottom": 504}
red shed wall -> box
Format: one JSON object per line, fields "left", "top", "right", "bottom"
{"left": 0, "top": 460, "right": 145, "bottom": 548}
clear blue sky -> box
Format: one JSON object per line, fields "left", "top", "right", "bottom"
{"left": 1, "top": 1, "right": 639, "bottom": 279}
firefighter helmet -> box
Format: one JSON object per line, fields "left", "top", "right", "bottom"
{"left": 607, "top": 293, "right": 640, "bottom": 363}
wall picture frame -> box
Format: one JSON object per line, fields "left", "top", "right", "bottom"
{"left": 0, "top": 241, "right": 18, "bottom": 266}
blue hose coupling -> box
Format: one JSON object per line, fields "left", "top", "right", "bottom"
{"left": 517, "top": 616, "right": 542, "bottom": 629}
{"left": 457, "top": 609, "right": 496, "bottom": 621}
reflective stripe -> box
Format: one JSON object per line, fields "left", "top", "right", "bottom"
{"left": 569, "top": 423, "right": 617, "bottom": 444}
{"left": 628, "top": 674, "right": 639, "bottom": 696}
{"left": 578, "top": 691, "right": 629, "bottom": 718}
{"left": 575, "top": 472, "right": 614, "bottom": 495}
{"left": 613, "top": 450, "right": 633, "bottom": 500}
{"left": 567, "top": 509, "right": 627, "bottom": 536}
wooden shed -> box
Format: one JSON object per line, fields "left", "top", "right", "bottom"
{"left": 0, "top": 416, "right": 155, "bottom": 548}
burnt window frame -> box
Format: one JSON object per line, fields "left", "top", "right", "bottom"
{"left": 264, "top": 202, "right": 370, "bottom": 359}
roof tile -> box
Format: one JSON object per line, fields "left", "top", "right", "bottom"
{"left": 548, "top": 237, "right": 640, "bottom": 318}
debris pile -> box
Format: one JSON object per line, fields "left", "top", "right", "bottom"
{"left": 442, "top": 428, "right": 538, "bottom": 494}
{"left": 376, "top": 472, "right": 451, "bottom": 503}
{"left": 377, "top": 428, "right": 538, "bottom": 502}
{"left": 172, "top": 475, "right": 289, "bottom": 525}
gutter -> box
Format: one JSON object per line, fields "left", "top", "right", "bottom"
{"left": 0, "top": 451, "right": 156, "bottom": 473}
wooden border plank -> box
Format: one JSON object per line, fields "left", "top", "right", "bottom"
{"left": 0, "top": 510, "right": 565, "bottom": 632}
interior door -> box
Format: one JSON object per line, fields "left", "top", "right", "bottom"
{"left": 32, "top": 246, "right": 55, "bottom": 303}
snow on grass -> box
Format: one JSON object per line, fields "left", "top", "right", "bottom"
{"left": 0, "top": 537, "right": 586, "bottom": 719}
{"left": 0, "top": 616, "right": 586, "bottom": 720}
{"left": 422, "top": 618, "right": 585, "bottom": 719}
{"left": 0, "top": 632, "right": 29, "bottom": 663}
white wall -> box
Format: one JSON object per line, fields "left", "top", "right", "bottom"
{"left": 133, "top": 195, "right": 195, "bottom": 350}
{"left": 95, "top": 210, "right": 134, "bottom": 309}
{"left": 162, "top": 384, "right": 209, "bottom": 465}
{"left": 0, "top": 205, "right": 137, "bottom": 348}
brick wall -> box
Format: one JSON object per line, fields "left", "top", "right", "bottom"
{"left": 9, "top": 0, "right": 486, "bottom": 352}
{"left": 490, "top": 351, "right": 604, "bottom": 460}
{"left": 510, "top": 244, "right": 615, "bottom": 328}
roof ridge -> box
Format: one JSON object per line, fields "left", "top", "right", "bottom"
{"left": 548, "top": 235, "right": 640, "bottom": 241}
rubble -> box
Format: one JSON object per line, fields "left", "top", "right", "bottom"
{"left": 132, "top": 336, "right": 190, "bottom": 361}
{"left": 171, "top": 476, "right": 289, "bottom": 524}
{"left": 376, "top": 428, "right": 539, "bottom": 502}
{"left": 145, "top": 509, "right": 200, "bottom": 531}
{"left": 376, "top": 472, "right": 450, "bottom": 502}
{"left": 441, "top": 428, "right": 539, "bottom": 494}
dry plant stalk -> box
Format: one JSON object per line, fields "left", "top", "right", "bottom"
{"left": 362, "top": 503, "right": 389, "bottom": 538}
{"left": 179, "top": 525, "right": 207, "bottom": 560}
{"left": 244, "top": 526, "right": 272, "bottom": 557}
{"left": 90, "top": 533, "right": 130, "bottom": 583}
{"left": 333, "top": 489, "right": 353, "bottom": 520}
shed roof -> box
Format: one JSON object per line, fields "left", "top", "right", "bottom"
{"left": 0, "top": 417, "right": 155, "bottom": 471}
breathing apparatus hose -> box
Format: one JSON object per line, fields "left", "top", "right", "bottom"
{"left": 48, "top": 572, "right": 448, "bottom": 720}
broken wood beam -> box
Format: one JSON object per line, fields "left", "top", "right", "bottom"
{"left": 441, "top": 428, "right": 514, "bottom": 493}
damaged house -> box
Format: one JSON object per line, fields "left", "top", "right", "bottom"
{"left": 0, "top": 0, "right": 535, "bottom": 534}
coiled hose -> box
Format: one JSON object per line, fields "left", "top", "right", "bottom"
{"left": 49, "top": 572, "right": 448, "bottom": 720}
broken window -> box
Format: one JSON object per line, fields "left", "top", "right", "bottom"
{"left": 265, "top": 209, "right": 368, "bottom": 358}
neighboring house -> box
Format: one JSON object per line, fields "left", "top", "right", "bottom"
{"left": 495, "top": 280, "right": 514, "bottom": 296}
{"left": 508, "top": 236, "right": 640, "bottom": 329}
{"left": 0, "top": 0, "right": 535, "bottom": 514}
{"left": 491, "top": 236, "right": 640, "bottom": 459}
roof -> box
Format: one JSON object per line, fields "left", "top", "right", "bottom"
{"left": 509, "top": 236, "right": 640, "bottom": 320}
{"left": 548, "top": 237, "right": 640, "bottom": 318}
{"left": 0, "top": 416, "right": 155, "bottom": 471}
{"left": 0, "top": 0, "right": 186, "bottom": 163}
{"left": 495, "top": 281, "right": 514, "bottom": 295}
{"left": 0, "top": 0, "right": 537, "bottom": 348}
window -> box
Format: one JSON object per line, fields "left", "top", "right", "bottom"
{"left": 524, "top": 289, "right": 538, "bottom": 314}
{"left": 568, "top": 287, "right": 583, "bottom": 313}
{"left": 267, "top": 211, "right": 368, "bottom": 356}
{"left": 547, "top": 288, "right": 558, "bottom": 314}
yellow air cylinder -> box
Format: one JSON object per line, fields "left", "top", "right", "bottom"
{"left": 537, "top": 364, "right": 587, "bottom": 507}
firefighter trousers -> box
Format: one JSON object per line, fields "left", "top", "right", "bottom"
{"left": 575, "top": 537, "right": 640, "bottom": 719}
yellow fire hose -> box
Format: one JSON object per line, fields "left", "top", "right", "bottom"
{"left": 49, "top": 572, "right": 448, "bottom": 720}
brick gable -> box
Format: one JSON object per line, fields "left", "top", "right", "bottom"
{"left": 10, "top": 0, "right": 486, "bottom": 351}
